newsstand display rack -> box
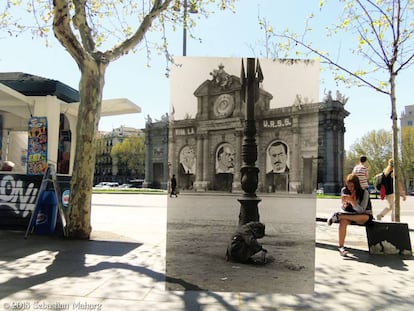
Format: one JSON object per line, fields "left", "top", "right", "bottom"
{"left": 24, "top": 164, "right": 68, "bottom": 238}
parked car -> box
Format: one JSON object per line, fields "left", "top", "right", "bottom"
{"left": 119, "top": 183, "right": 138, "bottom": 189}
{"left": 94, "top": 182, "right": 120, "bottom": 189}
{"left": 129, "top": 179, "right": 144, "bottom": 188}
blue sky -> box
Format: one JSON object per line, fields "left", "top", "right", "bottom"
{"left": 0, "top": 1, "right": 412, "bottom": 151}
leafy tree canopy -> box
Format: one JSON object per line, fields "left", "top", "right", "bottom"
{"left": 111, "top": 136, "right": 145, "bottom": 172}
{"left": 346, "top": 129, "right": 392, "bottom": 180}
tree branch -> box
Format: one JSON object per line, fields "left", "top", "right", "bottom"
{"left": 355, "top": 0, "right": 391, "bottom": 68}
{"left": 276, "top": 33, "right": 390, "bottom": 95}
{"left": 73, "top": 0, "right": 95, "bottom": 52}
{"left": 53, "top": 0, "right": 85, "bottom": 67}
{"left": 104, "top": 0, "right": 173, "bottom": 63}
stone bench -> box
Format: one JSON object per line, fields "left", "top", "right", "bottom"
{"left": 316, "top": 217, "right": 412, "bottom": 255}
{"left": 365, "top": 221, "right": 412, "bottom": 255}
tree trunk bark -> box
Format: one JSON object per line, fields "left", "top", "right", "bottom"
{"left": 390, "top": 72, "right": 401, "bottom": 222}
{"left": 66, "top": 58, "right": 106, "bottom": 239}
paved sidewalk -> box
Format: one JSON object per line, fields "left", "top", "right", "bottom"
{"left": 0, "top": 194, "right": 413, "bottom": 311}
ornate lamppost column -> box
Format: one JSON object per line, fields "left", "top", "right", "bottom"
{"left": 238, "top": 58, "right": 263, "bottom": 225}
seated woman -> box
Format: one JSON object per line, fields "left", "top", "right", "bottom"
{"left": 327, "top": 173, "right": 373, "bottom": 256}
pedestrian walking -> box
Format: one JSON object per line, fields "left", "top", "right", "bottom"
{"left": 376, "top": 159, "right": 406, "bottom": 221}
{"left": 352, "top": 155, "right": 369, "bottom": 190}
{"left": 170, "top": 174, "right": 178, "bottom": 198}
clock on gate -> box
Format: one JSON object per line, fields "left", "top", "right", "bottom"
{"left": 213, "top": 94, "right": 234, "bottom": 118}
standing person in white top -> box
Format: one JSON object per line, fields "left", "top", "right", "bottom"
{"left": 352, "top": 155, "right": 369, "bottom": 190}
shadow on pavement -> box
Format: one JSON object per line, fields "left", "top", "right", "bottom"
{"left": 316, "top": 241, "right": 413, "bottom": 271}
{"left": 0, "top": 230, "right": 142, "bottom": 299}
{"left": 0, "top": 230, "right": 142, "bottom": 257}
{"left": 0, "top": 230, "right": 244, "bottom": 311}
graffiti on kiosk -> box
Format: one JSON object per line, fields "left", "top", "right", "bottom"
{"left": 0, "top": 175, "right": 39, "bottom": 218}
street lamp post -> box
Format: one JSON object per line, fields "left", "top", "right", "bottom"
{"left": 173, "top": 0, "right": 198, "bottom": 56}
{"left": 238, "top": 58, "right": 263, "bottom": 225}
{"left": 182, "top": 0, "right": 188, "bottom": 56}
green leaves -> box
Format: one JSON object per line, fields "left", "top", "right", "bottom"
{"left": 319, "top": 0, "right": 325, "bottom": 10}
{"left": 346, "top": 129, "right": 393, "bottom": 179}
{"left": 110, "top": 136, "right": 146, "bottom": 172}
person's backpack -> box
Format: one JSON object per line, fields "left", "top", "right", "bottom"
{"left": 374, "top": 172, "right": 384, "bottom": 191}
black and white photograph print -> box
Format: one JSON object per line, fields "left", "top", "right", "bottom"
{"left": 166, "top": 56, "right": 319, "bottom": 293}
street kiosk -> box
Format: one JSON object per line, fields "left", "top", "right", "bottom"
{"left": 0, "top": 72, "right": 141, "bottom": 232}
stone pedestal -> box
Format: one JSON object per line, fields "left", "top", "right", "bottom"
{"left": 194, "top": 181, "right": 209, "bottom": 192}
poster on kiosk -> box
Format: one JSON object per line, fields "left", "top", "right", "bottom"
{"left": 27, "top": 116, "right": 48, "bottom": 175}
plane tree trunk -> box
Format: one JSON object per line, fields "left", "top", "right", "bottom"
{"left": 67, "top": 59, "right": 107, "bottom": 239}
